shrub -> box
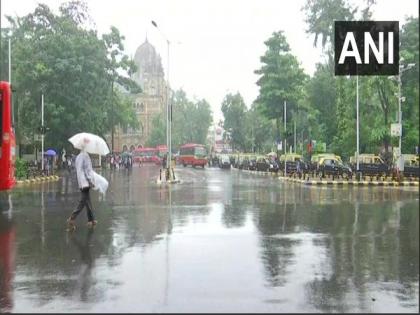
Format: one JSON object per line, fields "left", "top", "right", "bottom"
{"left": 15, "top": 158, "right": 29, "bottom": 179}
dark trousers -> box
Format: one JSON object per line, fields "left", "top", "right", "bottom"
{"left": 71, "top": 187, "right": 94, "bottom": 222}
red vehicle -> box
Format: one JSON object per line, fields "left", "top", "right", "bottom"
{"left": 179, "top": 143, "right": 207, "bottom": 168}
{"left": 0, "top": 82, "right": 16, "bottom": 191}
{"left": 133, "top": 147, "right": 160, "bottom": 164}
{"left": 0, "top": 214, "right": 15, "bottom": 312}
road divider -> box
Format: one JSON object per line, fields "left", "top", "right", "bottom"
{"left": 16, "top": 175, "right": 60, "bottom": 185}
{"left": 231, "top": 167, "right": 419, "bottom": 187}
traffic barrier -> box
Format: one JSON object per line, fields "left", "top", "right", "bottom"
{"left": 16, "top": 175, "right": 60, "bottom": 185}
{"left": 233, "top": 166, "right": 419, "bottom": 187}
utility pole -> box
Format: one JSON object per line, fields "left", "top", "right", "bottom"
{"left": 284, "top": 100, "right": 287, "bottom": 176}
{"left": 294, "top": 118, "right": 296, "bottom": 154}
{"left": 41, "top": 93, "right": 45, "bottom": 172}
{"left": 356, "top": 75, "right": 359, "bottom": 173}
{"left": 397, "top": 70, "right": 402, "bottom": 157}
{"left": 111, "top": 79, "right": 114, "bottom": 153}
{"left": 152, "top": 20, "right": 178, "bottom": 182}
{"left": 167, "top": 39, "right": 171, "bottom": 172}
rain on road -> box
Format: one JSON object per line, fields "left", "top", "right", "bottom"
{"left": 0, "top": 165, "right": 418, "bottom": 313}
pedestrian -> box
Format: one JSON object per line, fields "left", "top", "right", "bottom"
{"left": 110, "top": 154, "right": 114, "bottom": 170}
{"left": 67, "top": 143, "right": 97, "bottom": 230}
{"left": 296, "top": 159, "right": 302, "bottom": 179}
{"left": 162, "top": 153, "right": 167, "bottom": 169}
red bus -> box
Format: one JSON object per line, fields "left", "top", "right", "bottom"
{"left": 0, "top": 82, "right": 16, "bottom": 191}
{"left": 179, "top": 143, "right": 207, "bottom": 168}
{"left": 133, "top": 147, "right": 160, "bottom": 164}
{"left": 0, "top": 214, "right": 15, "bottom": 312}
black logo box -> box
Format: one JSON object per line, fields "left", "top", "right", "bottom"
{"left": 335, "top": 21, "right": 399, "bottom": 76}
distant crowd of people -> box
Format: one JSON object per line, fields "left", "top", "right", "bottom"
{"left": 107, "top": 152, "right": 134, "bottom": 170}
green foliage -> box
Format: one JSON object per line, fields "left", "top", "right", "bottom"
{"left": 254, "top": 31, "right": 307, "bottom": 142}
{"left": 146, "top": 89, "right": 213, "bottom": 150}
{"left": 301, "top": 0, "right": 418, "bottom": 157}
{"left": 303, "top": 0, "right": 356, "bottom": 50}
{"left": 146, "top": 113, "right": 166, "bottom": 147}
{"left": 4, "top": 1, "right": 140, "bottom": 151}
{"left": 221, "top": 93, "right": 248, "bottom": 151}
{"left": 15, "top": 158, "right": 29, "bottom": 179}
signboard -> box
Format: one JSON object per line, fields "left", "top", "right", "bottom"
{"left": 391, "top": 123, "right": 401, "bottom": 137}
{"left": 277, "top": 141, "right": 282, "bottom": 151}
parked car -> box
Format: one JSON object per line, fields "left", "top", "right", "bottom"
{"left": 256, "top": 156, "right": 270, "bottom": 172}
{"left": 244, "top": 155, "right": 257, "bottom": 171}
{"left": 403, "top": 154, "right": 419, "bottom": 177}
{"left": 309, "top": 153, "right": 342, "bottom": 173}
{"left": 236, "top": 155, "right": 247, "bottom": 169}
{"left": 279, "top": 153, "right": 307, "bottom": 175}
{"left": 349, "top": 154, "right": 390, "bottom": 176}
{"left": 318, "top": 157, "right": 352, "bottom": 178}
{"left": 268, "top": 158, "right": 280, "bottom": 173}
{"left": 218, "top": 154, "right": 231, "bottom": 169}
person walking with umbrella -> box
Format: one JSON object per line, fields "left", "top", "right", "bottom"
{"left": 67, "top": 138, "right": 97, "bottom": 230}
{"left": 66, "top": 133, "right": 110, "bottom": 230}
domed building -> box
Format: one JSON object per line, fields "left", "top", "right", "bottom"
{"left": 111, "top": 39, "right": 168, "bottom": 152}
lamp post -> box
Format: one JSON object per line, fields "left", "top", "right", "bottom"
{"left": 284, "top": 100, "right": 287, "bottom": 176}
{"left": 397, "top": 63, "right": 415, "bottom": 154}
{"left": 388, "top": 62, "right": 415, "bottom": 165}
{"left": 152, "top": 20, "right": 175, "bottom": 182}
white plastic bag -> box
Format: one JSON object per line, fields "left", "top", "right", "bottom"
{"left": 92, "top": 171, "right": 109, "bottom": 195}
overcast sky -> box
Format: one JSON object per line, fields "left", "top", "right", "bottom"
{"left": 3, "top": 0, "right": 419, "bottom": 122}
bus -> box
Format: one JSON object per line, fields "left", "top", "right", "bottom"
{"left": 133, "top": 147, "right": 160, "bottom": 164}
{"left": 0, "top": 82, "right": 16, "bottom": 191}
{"left": 156, "top": 144, "right": 168, "bottom": 159}
{"left": 179, "top": 143, "right": 207, "bottom": 168}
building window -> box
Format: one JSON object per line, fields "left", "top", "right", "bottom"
{"left": 139, "top": 103, "right": 145, "bottom": 112}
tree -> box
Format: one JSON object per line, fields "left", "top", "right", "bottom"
{"left": 254, "top": 31, "right": 307, "bottom": 144}
{"left": 247, "top": 104, "right": 275, "bottom": 153}
{"left": 146, "top": 113, "right": 166, "bottom": 147}
{"left": 221, "top": 92, "right": 249, "bottom": 151}
{"left": 400, "top": 17, "right": 419, "bottom": 153}
{"left": 6, "top": 1, "right": 140, "bottom": 152}
{"left": 147, "top": 89, "right": 212, "bottom": 150}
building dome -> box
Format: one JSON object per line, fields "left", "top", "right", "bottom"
{"left": 133, "top": 39, "right": 164, "bottom": 81}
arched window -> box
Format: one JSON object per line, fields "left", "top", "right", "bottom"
{"left": 122, "top": 145, "right": 128, "bottom": 152}
{"left": 129, "top": 145, "right": 135, "bottom": 152}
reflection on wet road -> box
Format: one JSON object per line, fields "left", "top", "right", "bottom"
{"left": 0, "top": 165, "right": 418, "bottom": 312}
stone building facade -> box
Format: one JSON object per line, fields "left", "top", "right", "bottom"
{"left": 109, "top": 39, "right": 167, "bottom": 152}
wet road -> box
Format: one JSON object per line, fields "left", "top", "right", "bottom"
{"left": 0, "top": 165, "right": 418, "bottom": 313}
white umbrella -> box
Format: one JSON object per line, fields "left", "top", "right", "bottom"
{"left": 68, "top": 132, "right": 110, "bottom": 155}
{"left": 267, "top": 152, "right": 277, "bottom": 157}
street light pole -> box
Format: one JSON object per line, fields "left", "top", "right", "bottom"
{"left": 111, "top": 79, "right": 114, "bottom": 153}
{"left": 152, "top": 20, "right": 176, "bottom": 182}
{"left": 167, "top": 38, "right": 171, "bottom": 171}
{"left": 387, "top": 62, "right": 415, "bottom": 177}
{"left": 398, "top": 70, "right": 402, "bottom": 154}
{"left": 284, "top": 100, "right": 287, "bottom": 176}
{"left": 396, "top": 62, "right": 415, "bottom": 157}
{"left": 41, "top": 93, "right": 44, "bottom": 172}
{"left": 356, "top": 75, "right": 359, "bottom": 173}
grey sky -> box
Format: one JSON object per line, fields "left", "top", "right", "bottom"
{"left": 3, "top": 0, "right": 419, "bottom": 122}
